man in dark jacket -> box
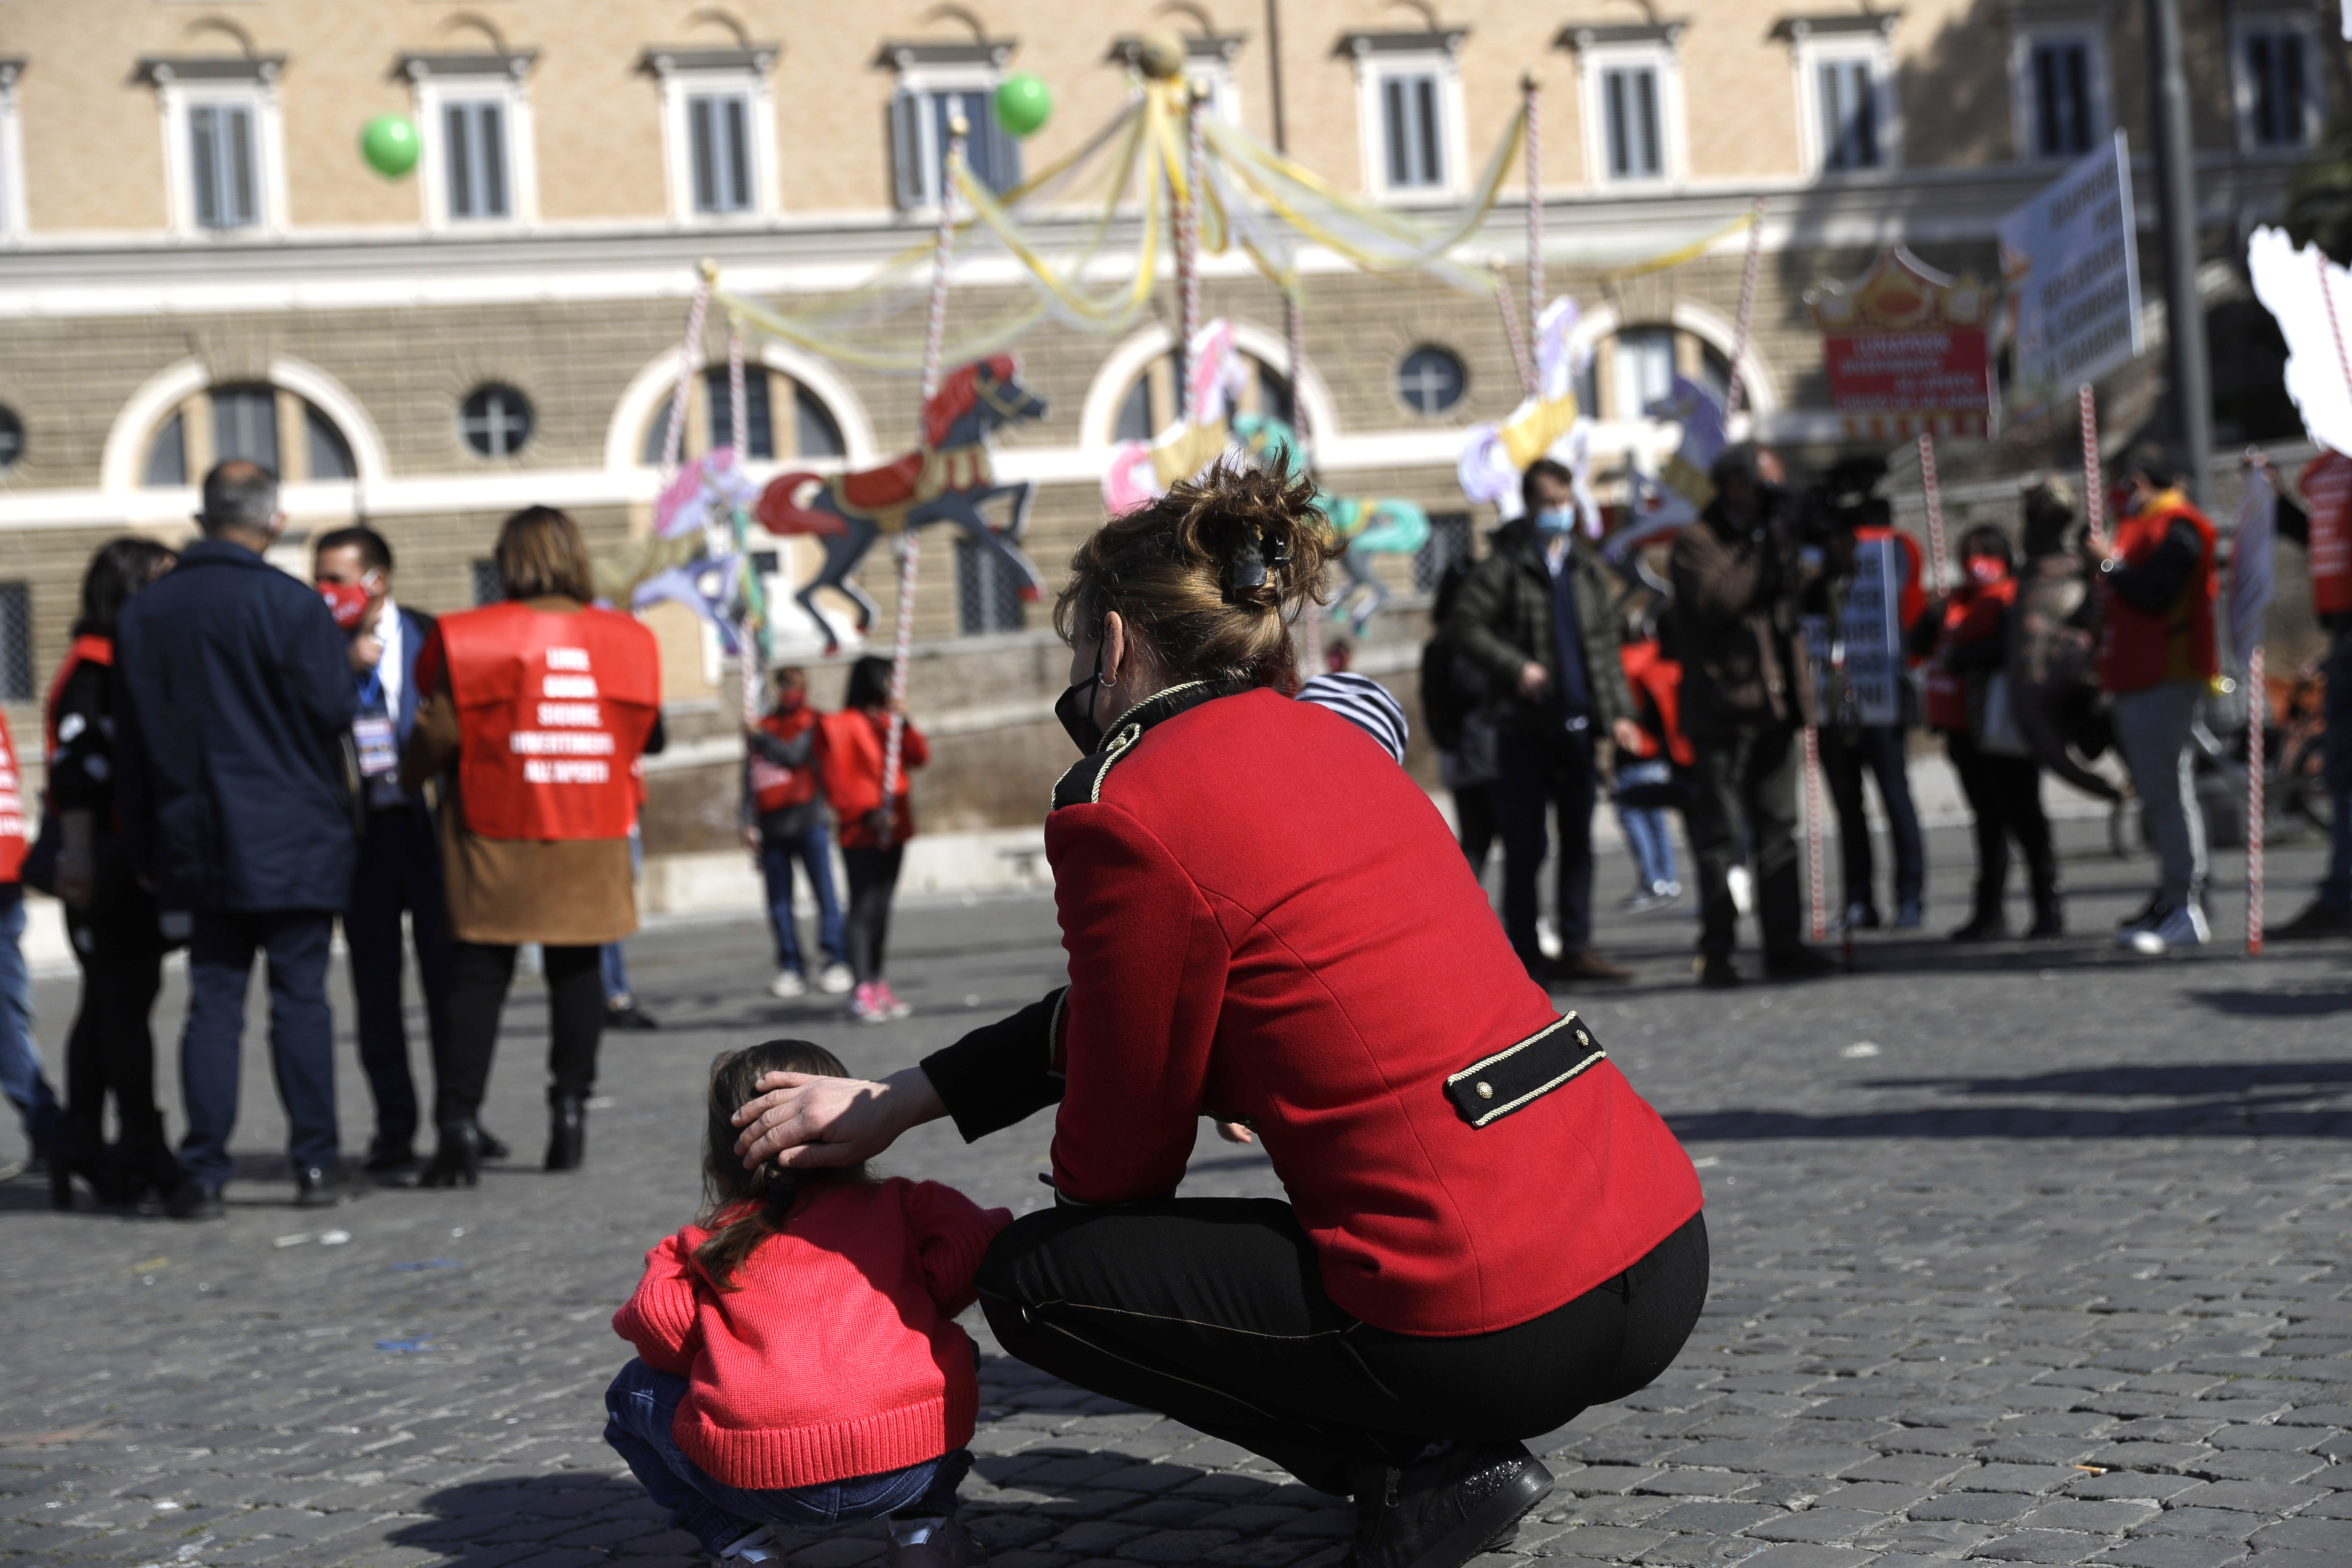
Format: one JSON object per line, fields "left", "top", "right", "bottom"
{"left": 117, "top": 461, "right": 360, "bottom": 1217}
{"left": 1447, "top": 459, "right": 1644, "bottom": 983}
{"left": 1668, "top": 444, "right": 1836, "bottom": 987}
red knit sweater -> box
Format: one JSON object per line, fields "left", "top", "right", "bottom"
{"left": 612, "top": 1178, "right": 1011, "bottom": 1489}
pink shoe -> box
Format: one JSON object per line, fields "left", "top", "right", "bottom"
{"left": 874, "top": 981, "right": 913, "bottom": 1020}
{"left": 848, "top": 983, "right": 886, "bottom": 1025}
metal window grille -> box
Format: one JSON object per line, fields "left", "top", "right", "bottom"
{"left": 444, "top": 100, "right": 510, "bottom": 220}
{"left": 145, "top": 413, "right": 187, "bottom": 487}
{"left": 794, "top": 384, "right": 845, "bottom": 458}
{"left": 2246, "top": 31, "right": 2309, "bottom": 149}
{"left": 1604, "top": 67, "right": 1663, "bottom": 179}
{"left": 189, "top": 102, "right": 257, "bottom": 230}
{"left": 1382, "top": 74, "right": 1443, "bottom": 188}
{"left": 1819, "top": 59, "right": 1880, "bottom": 171}
{"left": 1413, "top": 512, "right": 1471, "bottom": 594}
{"left": 705, "top": 366, "right": 774, "bottom": 458}
{"left": 0, "top": 584, "right": 34, "bottom": 701}
{"left": 1396, "top": 347, "right": 1464, "bottom": 415}
{"left": 0, "top": 407, "right": 21, "bottom": 473}
{"left": 210, "top": 385, "right": 279, "bottom": 470}
{"left": 304, "top": 402, "right": 355, "bottom": 480}
{"left": 471, "top": 559, "right": 502, "bottom": 606}
{"left": 689, "top": 93, "right": 753, "bottom": 213}
{"left": 459, "top": 386, "right": 533, "bottom": 457}
{"left": 2031, "top": 42, "right": 2093, "bottom": 158}
{"left": 955, "top": 534, "right": 1026, "bottom": 636}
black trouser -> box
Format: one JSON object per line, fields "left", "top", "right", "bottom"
{"left": 1454, "top": 784, "right": 1498, "bottom": 882}
{"left": 841, "top": 845, "right": 905, "bottom": 984}
{"left": 61, "top": 871, "right": 171, "bottom": 1157}
{"left": 438, "top": 941, "right": 603, "bottom": 1127}
{"left": 1819, "top": 724, "right": 1926, "bottom": 917}
{"left": 980, "top": 1204, "right": 1706, "bottom": 1498}
{"left": 1947, "top": 733, "right": 2057, "bottom": 923}
{"left": 1686, "top": 722, "right": 1805, "bottom": 962}
{"left": 1494, "top": 727, "right": 1598, "bottom": 962}
{"left": 343, "top": 803, "right": 454, "bottom": 1153}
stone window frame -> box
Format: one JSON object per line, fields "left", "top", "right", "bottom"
{"left": 138, "top": 55, "right": 291, "bottom": 239}
{"left": 1341, "top": 29, "right": 1471, "bottom": 201}
{"left": 398, "top": 51, "right": 541, "bottom": 233}
{"left": 2227, "top": 5, "right": 2325, "bottom": 157}
{"left": 2004, "top": 6, "right": 2113, "bottom": 166}
{"left": 1560, "top": 22, "right": 1690, "bottom": 190}
{"left": 642, "top": 45, "right": 782, "bottom": 225}
{"left": 1777, "top": 13, "right": 1904, "bottom": 178}
{"left": 0, "top": 62, "right": 24, "bottom": 242}
{"left": 879, "top": 40, "right": 1021, "bottom": 214}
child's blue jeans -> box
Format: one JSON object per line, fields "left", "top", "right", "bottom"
{"left": 1614, "top": 763, "right": 1679, "bottom": 891}
{"left": 604, "top": 1359, "right": 968, "bottom": 1553}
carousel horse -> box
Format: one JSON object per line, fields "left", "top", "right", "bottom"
{"left": 759, "top": 355, "right": 1049, "bottom": 651}
{"left": 1325, "top": 496, "right": 1431, "bottom": 633}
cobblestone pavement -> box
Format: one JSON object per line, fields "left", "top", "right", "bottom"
{"left": 4, "top": 819, "right": 2350, "bottom": 1568}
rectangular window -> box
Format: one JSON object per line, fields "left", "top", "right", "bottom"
{"left": 189, "top": 102, "right": 257, "bottom": 230}
{"left": 955, "top": 535, "right": 1025, "bottom": 635}
{"left": 1611, "top": 328, "right": 1677, "bottom": 423}
{"left": 705, "top": 365, "right": 775, "bottom": 458}
{"left": 1818, "top": 58, "right": 1881, "bottom": 171}
{"left": 889, "top": 86, "right": 1020, "bottom": 208}
{"left": 2245, "top": 28, "right": 2311, "bottom": 150}
{"left": 1603, "top": 67, "right": 1663, "bottom": 180}
{"left": 0, "top": 583, "right": 31, "bottom": 702}
{"left": 1381, "top": 73, "right": 1445, "bottom": 189}
{"left": 689, "top": 92, "right": 753, "bottom": 213}
{"left": 2030, "top": 40, "right": 2094, "bottom": 158}
{"left": 443, "top": 99, "right": 510, "bottom": 220}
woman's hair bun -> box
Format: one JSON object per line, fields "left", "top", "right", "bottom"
{"left": 1056, "top": 459, "right": 1336, "bottom": 691}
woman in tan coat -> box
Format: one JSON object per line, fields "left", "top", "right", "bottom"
{"left": 399, "top": 507, "right": 663, "bottom": 1185}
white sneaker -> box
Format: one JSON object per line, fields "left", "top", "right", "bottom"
{"left": 818, "top": 962, "right": 855, "bottom": 995}
{"left": 768, "top": 970, "right": 808, "bottom": 999}
{"left": 716, "top": 1524, "right": 784, "bottom": 1563}
{"left": 1727, "top": 865, "right": 1755, "bottom": 916}
{"left": 2128, "top": 900, "right": 2210, "bottom": 955}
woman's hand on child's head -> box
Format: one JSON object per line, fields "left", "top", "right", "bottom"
{"left": 730, "top": 1065, "right": 945, "bottom": 1170}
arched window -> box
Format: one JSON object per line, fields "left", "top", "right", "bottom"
{"left": 642, "top": 364, "right": 845, "bottom": 466}
{"left": 1587, "top": 326, "right": 1731, "bottom": 421}
{"left": 140, "top": 382, "right": 358, "bottom": 487}
{"left": 1110, "top": 352, "right": 1297, "bottom": 442}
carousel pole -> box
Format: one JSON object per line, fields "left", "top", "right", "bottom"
{"left": 1722, "top": 197, "right": 1767, "bottom": 421}
{"left": 879, "top": 117, "right": 965, "bottom": 843}
{"left": 2079, "top": 384, "right": 2106, "bottom": 551}
{"left": 1918, "top": 431, "right": 1952, "bottom": 593}
{"left": 1493, "top": 263, "right": 1537, "bottom": 399}
{"left": 1523, "top": 73, "right": 1543, "bottom": 334}
{"left": 728, "top": 322, "right": 762, "bottom": 731}
{"left": 1176, "top": 85, "right": 1204, "bottom": 418}
{"left": 661, "top": 262, "right": 717, "bottom": 479}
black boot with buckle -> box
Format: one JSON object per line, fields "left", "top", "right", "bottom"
{"left": 1346, "top": 1441, "right": 1554, "bottom": 1568}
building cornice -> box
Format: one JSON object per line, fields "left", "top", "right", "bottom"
{"left": 1556, "top": 20, "right": 1691, "bottom": 50}
{"left": 1771, "top": 12, "right": 1903, "bottom": 42}
{"left": 876, "top": 40, "right": 1017, "bottom": 71}
{"left": 136, "top": 55, "right": 287, "bottom": 86}
{"left": 1106, "top": 34, "right": 1245, "bottom": 67}
{"left": 0, "top": 60, "right": 23, "bottom": 92}
{"left": 638, "top": 46, "right": 781, "bottom": 77}
{"left": 396, "top": 51, "right": 538, "bottom": 82}
{"left": 1336, "top": 28, "right": 1469, "bottom": 58}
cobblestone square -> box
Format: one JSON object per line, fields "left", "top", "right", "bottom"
{"left": 5, "top": 822, "right": 2349, "bottom": 1567}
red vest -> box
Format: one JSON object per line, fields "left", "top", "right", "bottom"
{"left": 44, "top": 634, "right": 113, "bottom": 763}
{"left": 1923, "top": 579, "right": 2013, "bottom": 734}
{"left": 2301, "top": 449, "right": 2352, "bottom": 617}
{"left": 750, "top": 707, "right": 820, "bottom": 815}
{"left": 436, "top": 601, "right": 660, "bottom": 842}
{"left": 1617, "top": 640, "right": 1694, "bottom": 766}
{"left": 2097, "top": 493, "right": 2217, "bottom": 694}
{"left": 0, "top": 711, "right": 25, "bottom": 883}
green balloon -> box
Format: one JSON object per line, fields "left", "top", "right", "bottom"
{"left": 360, "top": 113, "right": 421, "bottom": 178}
{"left": 994, "top": 74, "right": 1052, "bottom": 138}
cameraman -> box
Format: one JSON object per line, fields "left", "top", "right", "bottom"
{"left": 1668, "top": 444, "right": 1837, "bottom": 987}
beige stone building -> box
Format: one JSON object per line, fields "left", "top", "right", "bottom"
{"left": 0, "top": 0, "right": 2337, "bottom": 864}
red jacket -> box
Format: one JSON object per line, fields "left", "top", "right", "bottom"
{"left": 612, "top": 1178, "right": 1010, "bottom": 1490}
{"left": 1923, "top": 578, "right": 2014, "bottom": 734}
{"left": 1042, "top": 686, "right": 1701, "bottom": 1336}
{"left": 1618, "top": 640, "right": 1694, "bottom": 766}
{"left": 818, "top": 708, "right": 928, "bottom": 849}
{"left": 749, "top": 706, "right": 820, "bottom": 815}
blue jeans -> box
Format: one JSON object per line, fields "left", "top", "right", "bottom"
{"left": 0, "top": 887, "right": 58, "bottom": 1151}
{"left": 1614, "top": 762, "right": 1678, "bottom": 891}
{"left": 760, "top": 824, "right": 846, "bottom": 973}
{"left": 603, "top": 1360, "right": 967, "bottom": 1553}
{"left": 180, "top": 910, "right": 339, "bottom": 1187}
{"left": 2318, "top": 631, "right": 2352, "bottom": 912}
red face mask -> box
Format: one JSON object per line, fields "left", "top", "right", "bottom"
{"left": 318, "top": 579, "right": 371, "bottom": 630}
{"left": 1966, "top": 556, "right": 2008, "bottom": 586}
{"left": 775, "top": 690, "right": 805, "bottom": 711}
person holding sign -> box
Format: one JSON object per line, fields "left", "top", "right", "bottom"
{"left": 399, "top": 507, "right": 664, "bottom": 1184}
{"left": 2097, "top": 444, "right": 2218, "bottom": 956}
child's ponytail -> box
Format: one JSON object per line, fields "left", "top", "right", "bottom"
{"left": 693, "top": 1040, "right": 868, "bottom": 1291}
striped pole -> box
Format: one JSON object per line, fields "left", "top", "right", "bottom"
{"left": 1917, "top": 432, "right": 1951, "bottom": 593}
{"left": 660, "top": 263, "right": 715, "bottom": 480}
{"left": 1723, "top": 196, "right": 1767, "bottom": 421}
{"left": 1494, "top": 263, "right": 1536, "bottom": 399}
{"left": 1803, "top": 723, "right": 1828, "bottom": 942}
{"left": 879, "top": 117, "right": 965, "bottom": 842}
{"left": 2079, "top": 384, "right": 2105, "bottom": 551}
{"left": 2247, "top": 641, "right": 2265, "bottom": 955}
{"left": 1174, "top": 89, "right": 1203, "bottom": 419}
{"left": 729, "top": 323, "right": 761, "bottom": 730}
{"left": 1523, "top": 74, "right": 1543, "bottom": 334}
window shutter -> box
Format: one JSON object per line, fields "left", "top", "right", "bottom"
{"left": 190, "top": 106, "right": 222, "bottom": 228}
{"left": 224, "top": 104, "right": 256, "bottom": 224}
{"left": 690, "top": 97, "right": 717, "bottom": 211}
{"left": 981, "top": 93, "right": 1020, "bottom": 195}
{"left": 445, "top": 103, "right": 475, "bottom": 217}
{"left": 1383, "top": 78, "right": 1409, "bottom": 186}
{"left": 724, "top": 97, "right": 751, "bottom": 209}
{"left": 478, "top": 103, "right": 508, "bottom": 217}
{"left": 888, "top": 88, "right": 924, "bottom": 209}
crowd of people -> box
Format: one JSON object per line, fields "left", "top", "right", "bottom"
{"left": 1424, "top": 438, "right": 2352, "bottom": 988}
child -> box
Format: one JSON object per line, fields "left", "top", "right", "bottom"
{"left": 816, "top": 656, "right": 928, "bottom": 1024}
{"left": 1614, "top": 615, "right": 1691, "bottom": 914}
{"left": 605, "top": 1040, "right": 1008, "bottom": 1567}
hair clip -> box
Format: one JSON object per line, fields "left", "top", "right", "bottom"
{"left": 1228, "top": 528, "right": 1269, "bottom": 592}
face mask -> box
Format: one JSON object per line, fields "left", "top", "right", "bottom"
{"left": 1533, "top": 507, "right": 1576, "bottom": 535}
{"left": 1054, "top": 641, "right": 1109, "bottom": 755}
{"left": 1966, "top": 556, "right": 2008, "bottom": 586}
{"left": 318, "top": 579, "right": 371, "bottom": 631}
{"left": 775, "top": 690, "right": 805, "bottom": 712}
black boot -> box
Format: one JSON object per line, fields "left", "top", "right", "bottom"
{"left": 2027, "top": 896, "right": 2064, "bottom": 939}
{"left": 1949, "top": 907, "right": 2008, "bottom": 941}
{"left": 1348, "top": 1442, "right": 1554, "bottom": 1568}
{"left": 544, "top": 1093, "right": 585, "bottom": 1172}
{"left": 416, "top": 1119, "right": 482, "bottom": 1188}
